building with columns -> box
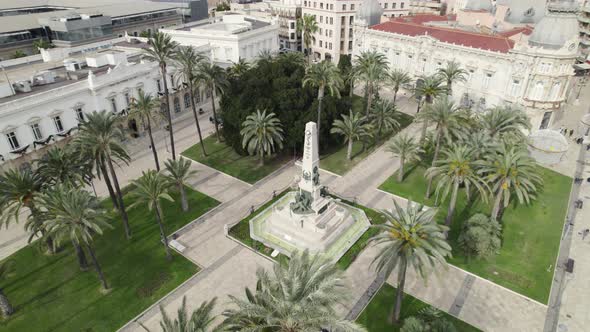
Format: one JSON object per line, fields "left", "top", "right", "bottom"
{"left": 353, "top": 0, "right": 580, "bottom": 130}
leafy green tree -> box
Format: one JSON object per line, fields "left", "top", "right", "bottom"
{"left": 338, "top": 54, "right": 353, "bottom": 96}
{"left": 12, "top": 50, "right": 26, "bottom": 59}
{"left": 479, "top": 106, "right": 531, "bottom": 140}
{"left": 462, "top": 131, "right": 495, "bottom": 161}
{"left": 174, "top": 46, "right": 208, "bottom": 157}
{"left": 303, "top": 60, "right": 343, "bottom": 137}
{"left": 75, "top": 110, "right": 132, "bottom": 238}
{"left": 370, "top": 99, "right": 400, "bottom": 138}
{"left": 196, "top": 60, "right": 229, "bottom": 142}
{"left": 32, "top": 39, "right": 53, "bottom": 52}
{"left": 229, "top": 58, "right": 250, "bottom": 78}
{"left": 413, "top": 75, "right": 447, "bottom": 143}
{"left": 436, "top": 61, "right": 467, "bottom": 96}
{"left": 458, "top": 213, "right": 502, "bottom": 260}
{"left": 240, "top": 110, "right": 284, "bottom": 166}
{"left": 478, "top": 144, "right": 543, "bottom": 221}
{"left": 354, "top": 50, "right": 389, "bottom": 116}
{"left": 164, "top": 158, "right": 197, "bottom": 212}
{"left": 369, "top": 201, "right": 451, "bottom": 323}
{"left": 160, "top": 296, "right": 217, "bottom": 332}
{"left": 0, "top": 260, "right": 15, "bottom": 318}
{"left": 331, "top": 110, "right": 373, "bottom": 160}
{"left": 222, "top": 250, "right": 365, "bottom": 331}
{"left": 388, "top": 134, "right": 422, "bottom": 182}
{"left": 388, "top": 69, "right": 412, "bottom": 103}
{"left": 129, "top": 170, "right": 175, "bottom": 260}
{"left": 143, "top": 32, "right": 179, "bottom": 159}
{"left": 296, "top": 15, "right": 319, "bottom": 64}
{"left": 426, "top": 144, "right": 488, "bottom": 226}
{"left": 36, "top": 146, "right": 91, "bottom": 187}
{"left": 278, "top": 51, "right": 305, "bottom": 69}
{"left": 130, "top": 91, "right": 164, "bottom": 171}
{"left": 40, "top": 185, "right": 111, "bottom": 289}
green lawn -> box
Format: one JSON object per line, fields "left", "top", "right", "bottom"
{"left": 379, "top": 166, "right": 571, "bottom": 303}
{"left": 181, "top": 135, "right": 291, "bottom": 184}
{"left": 0, "top": 187, "right": 219, "bottom": 332}
{"left": 320, "top": 112, "right": 414, "bottom": 176}
{"left": 357, "top": 284, "right": 481, "bottom": 332}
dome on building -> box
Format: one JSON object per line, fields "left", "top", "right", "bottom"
{"left": 356, "top": 0, "right": 383, "bottom": 26}
{"left": 529, "top": 0, "right": 579, "bottom": 49}
{"left": 496, "top": 0, "right": 546, "bottom": 24}
{"left": 464, "top": 0, "right": 492, "bottom": 11}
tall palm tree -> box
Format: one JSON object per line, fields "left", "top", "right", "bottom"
{"left": 0, "top": 260, "right": 15, "bottom": 318}
{"left": 160, "top": 296, "right": 217, "bottom": 332}
{"left": 174, "top": 46, "right": 208, "bottom": 157}
{"left": 278, "top": 51, "right": 306, "bottom": 69}
{"left": 331, "top": 110, "right": 373, "bottom": 160}
{"left": 40, "top": 185, "right": 111, "bottom": 289}
{"left": 75, "top": 110, "right": 132, "bottom": 239}
{"left": 296, "top": 15, "right": 319, "bottom": 64}
{"left": 388, "top": 134, "right": 422, "bottom": 182}
{"left": 303, "top": 60, "right": 343, "bottom": 137}
{"left": 129, "top": 170, "right": 175, "bottom": 260}
{"left": 130, "top": 91, "right": 164, "bottom": 171}
{"left": 195, "top": 60, "right": 229, "bottom": 142}
{"left": 417, "top": 97, "right": 461, "bottom": 199}
{"left": 354, "top": 50, "right": 389, "bottom": 116}
{"left": 479, "top": 106, "right": 531, "bottom": 140}
{"left": 437, "top": 60, "right": 467, "bottom": 96}
{"left": 229, "top": 58, "right": 250, "bottom": 78}
{"left": 369, "top": 201, "right": 451, "bottom": 323}
{"left": 164, "top": 158, "right": 197, "bottom": 212}
{"left": 143, "top": 32, "right": 179, "bottom": 159}
{"left": 388, "top": 69, "right": 412, "bottom": 103}
{"left": 222, "top": 250, "right": 365, "bottom": 331}
{"left": 426, "top": 144, "right": 489, "bottom": 226}
{"left": 370, "top": 99, "right": 401, "bottom": 138}
{"left": 478, "top": 144, "right": 543, "bottom": 221}
{"left": 36, "top": 146, "right": 90, "bottom": 187}
{"left": 413, "top": 74, "right": 448, "bottom": 143}
{"left": 240, "top": 110, "right": 284, "bottom": 166}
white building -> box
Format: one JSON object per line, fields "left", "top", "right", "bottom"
{"left": 161, "top": 14, "right": 280, "bottom": 65}
{"left": 0, "top": 37, "right": 211, "bottom": 168}
{"left": 353, "top": 0, "right": 580, "bottom": 130}
{"left": 301, "top": 0, "right": 410, "bottom": 63}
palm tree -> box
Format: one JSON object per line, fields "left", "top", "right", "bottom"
{"left": 174, "top": 46, "right": 208, "bottom": 157}
{"left": 0, "top": 260, "right": 15, "bottom": 318}
{"left": 229, "top": 58, "right": 250, "bottom": 78}
{"left": 354, "top": 50, "right": 389, "bottom": 116}
{"left": 195, "top": 60, "right": 228, "bottom": 142}
{"left": 303, "top": 60, "right": 343, "bottom": 137}
{"left": 478, "top": 144, "right": 543, "bottom": 221}
{"left": 388, "top": 134, "right": 422, "bottom": 182}
{"left": 160, "top": 296, "right": 217, "bottom": 332}
{"left": 164, "top": 158, "right": 197, "bottom": 212}
{"left": 143, "top": 32, "right": 179, "bottom": 159}
{"left": 370, "top": 99, "right": 401, "bottom": 138}
{"left": 479, "top": 106, "right": 531, "bottom": 140}
{"left": 368, "top": 201, "right": 451, "bottom": 323}
{"left": 417, "top": 97, "right": 461, "bottom": 198}
{"left": 130, "top": 91, "right": 164, "bottom": 171}
{"left": 240, "top": 110, "right": 284, "bottom": 166}
{"left": 437, "top": 60, "right": 467, "bottom": 96}
{"left": 129, "top": 170, "right": 175, "bottom": 260}
{"left": 413, "top": 74, "right": 448, "bottom": 143}
{"left": 331, "top": 110, "right": 373, "bottom": 160}
{"left": 36, "top": 146, "right": 90, "bottom": 187}
{"left": 222, "top": 250, "right": 365, "bottom": 331}
{"left": 278, "top": 51, "right": 306, "bottom": 69}
{"left": 388, "top": 69, "right": 412, "bottom": 103}
{"left": 75, "top": 110, "right": 132, "bottom": 239}
{"left": 296, "top": 15, "right": 319, "bottom": 64}
{"left": 426, "top": 144, "right": 489, "bottom": 226}
{"left": 40, "top": 185, "right": 111, "bottom": 289}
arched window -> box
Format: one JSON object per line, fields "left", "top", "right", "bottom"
{"left": 549, "top": 82, "right": 561, "bottom": 101}
{"left": 174, "top": 97, "right": 181, "bottom": 113}
{"left": 184, "top": 93, "right": 191, "bottom": 108}
{"left": 531, "top": 81, "right": 544, "bottom": 100}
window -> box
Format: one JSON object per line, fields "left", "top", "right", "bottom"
{"left": 384, "top": 3, "right": 388, "bottom": 9}
{"left": 329, "top": 42, "right": 332, "bottom": 50}
{"left": 349, "top": 16, "right": 354, "bottom": 24}
{"left": 156, "top": 79, "right": 162, "bottom": 92}
{"left": 6, "top": 131, "right": 19, "bottom": 150}
{"left": 330, "top": 4, "right": 333, "bottom": 10}
{"left": 137, "top": 86, "right": 143, "bottom": 96}
{"left": 124, "top": 92, "right": 131, "bottom": 107}
{"left": 290, "top": 22, "right": 295, "bottom": 29}
{"left": 348, "top": 40, "right": 353, "bottom": 50}
{"left": 320, "top": 28, "right": 323, "bottom": 34}
{"left": 174, "top": 97, "right": 181, "bottom": 113}
{"left": 75, "top": 106, "right": 85, "bottom": 122}
{"left": 319, "top": 40, "right": 323, "bottom": 47}
{"left": 540, "top": 111, "right": 552, "bottom": 129}
{"left": 313, "top": 2, "right": 316, "bottom": 8}
{"left": 329, "top": 30, "right": 333, "bottom": 37}
{"left": 53, "top": 116, "right": 64, "bottom": 133}
{"left": 110, "top": 98, "right": 117, "bottom": 113}
{"left": 392, "top": 3, "right": 396, "bottom": 8}
{"left": 482, "top": 73, "right": 492, "bottom": 89}
{"left": 320, "top": 2, "right": 323, "bottom": 9}
{"left": 342, "top": 4, "right": 346, "bottom": 10}
{"left": 550, "top": 82, "right": 562, "bottom": 101}
{"left": 531, "top": 81, "right": 544, "bottom": 100}
{"left": 304, "top": 1, "right": 307, "bottom": 6}
{"left": 341, "top": 16, "right": 345, "bottom": 25}
{"left": 509, "top": 79, "right": 521, "bottom": 97}
{"left": 31, "top": 123, "right": 43, "bottom": 140}
{"left": 320, "top": 16, "right": 323, "bottom": 23}
{"left": 467, "top": 69, "right": 475, "bottom": 82}
{"left": 330, "top": 17, "right": 333, "bottom": 24}
{"left": 351, "top": 4, "right": 355, "bottom": 10}
{"left": 340, "top": 41, "right": 344, "bottom": 51}
{"left": 400, "top": 2, "right": 404, "bottom": 8}
{"left": 184, "top": 93, "right": 191, "bottom": 108}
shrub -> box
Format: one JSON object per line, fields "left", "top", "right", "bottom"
{"left": 458, "top": 213, "right": 502, "bottom": 260}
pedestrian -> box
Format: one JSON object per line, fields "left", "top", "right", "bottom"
{"left": 583, "top": 229, "right": 589, "bottom": 240}
{"left": 570, "top": 129, "right": 574, "bottom": 137}
{"left": 587, "top": 144, "right": 590, "bottom": 151}
{"left": 560, "top": 126, "right": 565, "bottom": 134}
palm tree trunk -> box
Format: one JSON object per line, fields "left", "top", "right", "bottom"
{"left": 366, "top": 84, "right": 373, "bottom": 117}
{"left": 146, "top": 117, "right": 160, "bottom": 171}
{"left": 317, "top": 87, "right": 325, "bottom": 139}
{"left": 189, "top": 82, "right": 207, "bottom": 156}
{"left": 349, "top": 77, "right": 354, "bottom": 98}
{"left": 397, "top": 158, "right": 404, "bottom": 182}
{"left": 210, "top": 86, "right": 221, "bottom": 143}
{"left": 106, "top": 157, "right": 131, "bottom": 239}
{"left": 346, "top": 140, "right": 353, "bottom": 160}
{"left": 87, "top": 244, "right": 108, "bottom": 290}
{"left": 0, "top": 288, "right": 14, "bottom": 318}
{"left": 425, "top": 132, "right": 442, "bottom": 199}
{"left": 445, "top": 181, "right": 460, "bottom": 227}
{"left": 155, "top": 204, "right": 172, "bottom": 260}
{"left": 259, "top": 149, "right": 265, "bottom": 166}
{"left": 99, "top": 160, "right": 119, "bottom": 210}
{"left": 420, "top": 119, "right": 429, "bottom": 144}
{"left": 179, "top": 184, "right": 188, "bottom": 212}
{"left": 160, "top": 64, "right": 176, "bottom": 160}
{"left": 392, "top": 261, "right": 408, "bottom": 323}
{"left": 491, "top": 188, "right": 503, "bottom": 221}
{"left": 73, "top": 240, "right": 88, "bottom": 271}
{"left": 393, "top": 87, "right": 398, "bottom": 104}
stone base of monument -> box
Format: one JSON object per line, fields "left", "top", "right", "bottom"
{"left": 249, "top": 191, "right": 371, "bottom": 263}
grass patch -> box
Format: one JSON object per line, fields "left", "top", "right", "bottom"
{"left": 320, "top": 112, "right": 414, "bottom": 175}
{"left": 379, "top": 166, "right": 571, "bottom": 303}
{"left": 181, "top": 135, "right": 291, "bottom": 184}
{"left": 0, "top": 187, "right": 219, "bottom": 332}
{"left": 357, "top": 283, "right": 481, "bottom": 332}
